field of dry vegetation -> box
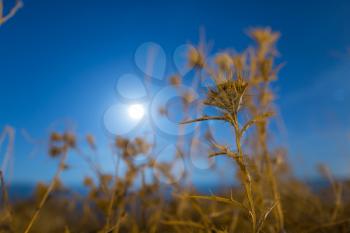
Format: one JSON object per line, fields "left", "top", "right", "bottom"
{"left": 1, "top": 1, "right": 350, "bottom": 233}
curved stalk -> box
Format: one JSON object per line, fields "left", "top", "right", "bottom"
{"left": 24, "top": 151, "right": 68, "bottom": 233}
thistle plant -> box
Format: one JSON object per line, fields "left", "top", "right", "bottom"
{"left": 182, "top": 46, "right": 275, "bottom": 232}
{"left": 2, "top": 25, "right": 350, "bottom": 233}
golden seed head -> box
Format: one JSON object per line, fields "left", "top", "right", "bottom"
{"left": 135, "top": 137, "right": 150, "bottom": 154}
{"left": 49, "top": 146, "right": 62, "bottom": 158}
{"left": 215, "top": 53, "right": 233, "bottom": 72}
{"left": 169, "top": 75, "right": 181, "bottom": 87}
{"left": 249, "top": 28, "right": 279, "bottom": 47}
{"left": 182, "top": 91, "right": 195, "bottom": 105}
{"left": 50, "top": 132, "right": 62, "bottom": 141}
{"left": 205, "top": 79, "right": 248, "bottom": 113}
{"left": 115, "top": 136, "right": 129, "bottom": 149}
{"left": 63, "top": 132, "right": 76, "bottom": 148}
{"left": 83, "top": 177, "right": 94, "bottom": 187}
{"left": 188, "top": 47, "right": 205, "bottom": 69}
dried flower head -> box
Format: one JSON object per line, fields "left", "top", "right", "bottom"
{"left": 86, "top": 134, "right": 96, "bottom": 150}
{"left": 49, "top": 146, "right": 62, "bottom": 158}
{"left": 205, "top": 79, "right": 248, "bottom": 113}
{"left": 50, "top": 132, "right": 62, "bottom": 142}
{"left": 169, "top": 75, "right": 181, "bottom": 87}
{"left": 63, "top": 132, "right": 76, "bottom": 148}
{"left": 215, "top": 53, "right": 233, "bottom": 72}
{"left": 188, "top": 47, "right": 205, "bottom": 69}
{"left": 126, "top": 144, "right": 137, "bottom": 158}
{"left": 182, "top": 91, "right": 195, "bottom": 105}
{"left": 115, "top": 136, "right": 129, "bottom": 149}
{"left": 249, "top": 28, "right": 279, "bottom": 48}
{"left": 134, "top": 137, "right": 150, "bottom": 154}
{"left": 83, "top": 177, "right": 94, "bottom": 187}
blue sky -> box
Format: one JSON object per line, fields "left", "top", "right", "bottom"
{"left": 0, "top": 0, "right": 350, "bottom": 185}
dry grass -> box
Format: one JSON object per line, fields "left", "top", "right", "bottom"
{"left": 1, "top": 17, "right": 350, "bottom": 233}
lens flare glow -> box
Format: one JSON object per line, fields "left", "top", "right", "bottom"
{"left": 128, "top": 104, "right": 145, "bottom": 120}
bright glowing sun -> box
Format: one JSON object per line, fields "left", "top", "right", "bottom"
{"left": 128, "top": 104, "right": 145, "bottom": 120}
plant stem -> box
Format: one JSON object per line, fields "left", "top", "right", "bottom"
{"left": 23, "top": 151, "right": 68, "bottom": 233}
{"left": 259, "top": 122, "right": 285, "bottom": 231}
{"left": 105, "top": 152, "right": 121, "bottom": 232}
{"left": 232, "top": 115, "right": 257, "bottom": 233}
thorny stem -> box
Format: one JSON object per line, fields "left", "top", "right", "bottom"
{"left": 23, "top": 150, "right": 68, "bottom": 233}
{"left": 231, "top": 114, "right": 257, "bottom": 233}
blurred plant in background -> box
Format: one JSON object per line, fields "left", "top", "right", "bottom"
{"left": 0, "top": 0, "right": 22, "bottom": 26}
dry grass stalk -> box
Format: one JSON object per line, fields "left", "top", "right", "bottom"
{"left": 0, "top": 27, "right": 349, "bottom": 233}
{"left": 0, "top": 0, "right": 22, "bottom": 26}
